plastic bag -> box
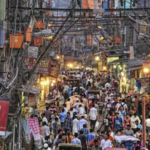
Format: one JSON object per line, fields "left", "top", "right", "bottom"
{"left": 95, "top": 121, "right": 99, "bottom": 128}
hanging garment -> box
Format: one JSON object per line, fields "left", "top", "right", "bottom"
{"left": 31, "top": 128, "right": 41, "bottom": 141}
{"left": 22, "top": 117, "right": 30, "bottom": 135}
{"left": 23, "top": 131, "right": 31, "bottom": 144}
{"left": 28, "top": 117, "right": 40, "bottom": 134}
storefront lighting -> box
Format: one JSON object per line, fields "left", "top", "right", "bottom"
{"left": 120, "top": 66, "right": 122, "bottom": 70}
{"left": 103, "top": 66, "right": 106, "bottom": 70}
{"left": 48, "top": 23, "right": 52, "bottom": 27}
{"left": 100, "top": 37, "right": 104, "bottom": 40}
{"left": 121, "top": 72, "right": 124, "bottom": 76}
{"left": 95, "top": 56, "right": 100, "bottom": 61}
{"left": 98, "top": 26, "right": 102, "bottom": 29}
{"left": 41, "top": 82, "right": 44, "bottom": 85}
{"left": 143, "top": 68, "right": 149, "bottom": 73}
{"left": 51, "top": 83, "right": 54, "bottom": 86}
{"left": 52, "top": 80, "right": 56, "bottom": 83}
{"left": 113, "top": 65, "right": 116, "bottom": 69}
{"left": 123, "top": 77, "right": 126, "bottom": 80}
{"left": 69, "top": 64, "right": 73, "bottom": 67}
{"left": 56, "top": 55, "right": 60, "bottom": 59}
{"left": 76, "top": 66, "right": 79, "bottom": 69}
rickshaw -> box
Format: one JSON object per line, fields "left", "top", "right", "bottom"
{"left": 58, "top": 143, "right": 82, "bottom": 150}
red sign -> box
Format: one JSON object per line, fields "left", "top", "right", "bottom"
{"left": 143, "top": 62, "right": 150, "bottom": 73}
{"left": 0, "top": 98, "right": 9, "bottom": 136}
{"left": 23, "top": 57, "right": 51, "bottom": 74}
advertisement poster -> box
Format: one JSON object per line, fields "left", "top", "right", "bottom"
{"left": 0, "top": 97, "right": 9, "bottom": 136}
{"left": 23, "top": 57, "right": 51, "bottom": 74}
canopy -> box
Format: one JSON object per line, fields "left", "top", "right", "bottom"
{"left": 114, "top": 135, "right": 139, "bottom": 143}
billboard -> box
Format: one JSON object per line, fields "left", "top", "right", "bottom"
{"left": 0, "top": 97, "right": 9, "bottom": 136}
{"left": 23, "top": 57, "right": 51, "bottom": 74}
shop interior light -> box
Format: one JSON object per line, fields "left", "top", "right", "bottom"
{"left": 95, "top": 56, "right": 100, "bottom": 61}
{"left": 120, "top": 66, "right": 122, "bottom": 70}
{"left": 52, "top": 80, "right": 56, "bottom": 83}
{"left": 144, "top": 68, "right": 149, "bottom": 73}
{"left": 41, "top": 82, "right": 44, "bottom": 85}
{"left": 123, "top": 77, "right": 126, "bottom": 80}
{"left": 113, "top": 65, "right": 116, "bottom": 68}
{"left": 51, "top": 83, "right": 54, "bottom": 86}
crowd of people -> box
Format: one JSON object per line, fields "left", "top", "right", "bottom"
{"left": 28, "top": 70, "right": 150, "bottom": 150}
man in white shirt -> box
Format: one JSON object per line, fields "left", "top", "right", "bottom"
{"left": 42, "top": 113, "right": 48, "bottom": 125}
{"left": 78, "top": 104, "right": 85, "bottom": 114}
{"left": 115, "top": 99, "right": 122, "bottom": 112}
{"left": 89, "top": 104, "right": 98, "bottom": 131}
{"left": 101, "top": 132, "right": 112, "bottom": 150}
{"left": 105, "top": 81, "right": 111, "bottom": 89}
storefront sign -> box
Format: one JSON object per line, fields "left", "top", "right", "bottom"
{"left": 143, "top": 62, "right": 150, "bottom": 73}
{"left": 107, "top": 57, "right": 119, "bottom": 63}
{"left": 0, "top": 98, "right": 9, "bottom": 136}
{"left": 49, "top": 60, "right": 60, "bottom": 77}
{"left": 23, "top": 57, "right": 51, "bottom": 74}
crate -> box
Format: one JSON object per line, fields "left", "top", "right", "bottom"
{"left": 34, "top": 37, "right": 43, "bottom": 46}
{"left": 35, "top": 20, "right": 44, "bottom": 29}
{"left": 9, "top": 33, "right": 24, "bottom": 48}
{"left": 26, "top": 28, "right": 31, "bottom": 42}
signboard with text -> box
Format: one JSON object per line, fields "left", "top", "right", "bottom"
{"left": 0, "top": 97, "right": 9, "bottom": 136}
{"left": 107, "top": 57, "right": 119, "bottom": 63}
{"left": 23, "top": 57, "right": 51, "bottom": 74}
{"left": 49, "top": 60, "right": 60, "bottom": 77}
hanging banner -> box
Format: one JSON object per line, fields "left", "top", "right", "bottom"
{"left": 0, "top": 97, "right": 9, "bottom": 136}
{"left": 23, "top": 57, "right": 51, "bottom": 74}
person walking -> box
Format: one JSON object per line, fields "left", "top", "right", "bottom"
{"left": 79, "top": 130, "right": 88, "bottom": 150}
{"left": 71, "top": 133, "right": 81, "bottom": 145}
{"left": 73, "top": 115, "right": 79, "bottom": 135}
{"left": 64, "top": 112, "right": 72, "bottom": 134}
{"left": 89, "top": 104, "right": 98, "bottom": 131}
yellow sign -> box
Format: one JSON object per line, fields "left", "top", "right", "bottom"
{"left": 139, "top": 21, "right": 147, "bottom": 34}
{"left": 107, "top": 57, "right": 119, "bottom": 63}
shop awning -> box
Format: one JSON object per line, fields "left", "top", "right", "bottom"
{"left": 81, "top": 49, "right": 92, "bottom": 54}
{"left": 18, "top": 85, "right": 41, "bottom": 94}
{"left": 108, "top": 58, "right": 128, "bottom": 64}
{"left": 126, "top": 66, "right": 142, "bottom": 71}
